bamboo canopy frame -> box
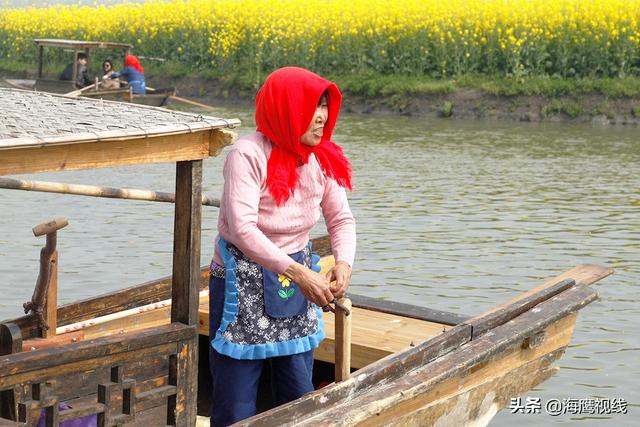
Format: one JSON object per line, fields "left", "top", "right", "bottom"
{"left": 0, "top": 177, "right": 221, "bottom": 207}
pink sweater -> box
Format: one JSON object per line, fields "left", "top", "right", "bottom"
{"left": 213, "top": 132, "right": 356, "bottom": 274}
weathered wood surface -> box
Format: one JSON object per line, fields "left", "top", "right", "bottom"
{"left": 336, "top": 311, "right": 584, "bottom": 427}
{"left": 0, "top": 324, "right": 196, "bottom": 426}
{"left": 0, "top": 132, "right": 215, "bottom": 176}
{"left": 22, "top": 331, "right": 84, "bottom": 352}
{"left": 334, "top": 298, "right": 352, "bottom": 382}
{"left": 236, "top": 278, "right": 599, "bottom": 426}
{"left": 377, "top": 348, "right": 564, "bottom": 427}
{"left": 1, "top": 270, "right": 208, "bottom": 340}
{"left": 468, "top": 278, "right": 575, "bottom": 339}
{"left": 31, "top": 218, "right": 68, "bottom": 237}
{"left": 171, "top": 160, "right": 202, "bottom": 327}
{"left": 234, "top": 325, "right": 473, "bottom": 427}
{"left": 170, "top": 160, "right": 202, "bottom": 425}
{"left": 0, "top": 323, "right": 195, "bottom": 383}
{"left": 23, "top": 226, "right": 62, "bottom": 338}
{"left": 0, "top": 323, "right": 22, "bottom": 356}
{"left": 0, "top": 323, "right": 197, "bottom": 426}
{"left": 349, "top": 294, "right": 468, "bottom": 326}
{"left": 33, "top": 39, "right": 132, "bottom": 50}
{"left": 472, "top": 264, "right": 611, "bottom": 320}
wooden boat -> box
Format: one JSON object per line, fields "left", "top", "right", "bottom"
{"left": 0, "top": 88, "right": 613, "bottom": 426}
{"left": 3, "top": 39, "right": 175, "bottom": 107}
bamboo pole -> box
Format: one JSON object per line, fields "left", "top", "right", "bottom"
{"left": 0, "top": 177, "right": 220, "bottom": 207}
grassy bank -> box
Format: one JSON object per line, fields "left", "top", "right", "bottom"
{"left": 4, "top": 58, "right": 640, "bottom": 124}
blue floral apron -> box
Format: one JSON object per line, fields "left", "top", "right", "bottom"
{"left": 210, "top": 238, "right": 324, "bottom": 360}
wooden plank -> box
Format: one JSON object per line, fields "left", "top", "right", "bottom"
{"left": 22, "top": 331, "right": 84, "bottom": 352}
{"left": 475, "top": 264, "right": 611, "bottom": 319}
{"left": 0, "top": 132, "right": 210, "bottom": 176}
{"left": 167, "top": 340, "right": 193, "bottom": 426}
{"left": 1, "top": 343, "right": 178, "bottom": 391}
{"left": 170, "top": 160, "right": 202, "bottom": 426}
{"left": 171, "top": 160, "right": 203, "bottom": 327}
{"left": 34, "top": 39, "right": 133, "bottom": 50}
{"left": 466, "top": 278, "right": 575, "bottom": 339}
{"left": 350, "top": 294, "right": 468, "bottom": 326}
{"left": 0, "top": 323, "right": 195, "bottom": 380}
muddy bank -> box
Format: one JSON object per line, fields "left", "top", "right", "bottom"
{"left": 156, "top": 75, "right": 640, "bottom": 126}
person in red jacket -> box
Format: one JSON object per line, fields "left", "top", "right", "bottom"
{"left": 208, "top": 67, "right": 356, "bottom": 426}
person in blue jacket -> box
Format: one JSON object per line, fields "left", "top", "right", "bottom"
{"left": 109, "top": 54, "right": 146, "bottom": 94}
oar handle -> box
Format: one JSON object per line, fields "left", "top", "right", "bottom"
{"left": 334, "top": 297, "right": 352, "bottom": 382}
{"left": 32, "top": 217, "right": 69, "bottom": 237}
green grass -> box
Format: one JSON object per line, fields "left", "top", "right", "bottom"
{"left": 4, "top": 59, "right": 640, "bottom": 99}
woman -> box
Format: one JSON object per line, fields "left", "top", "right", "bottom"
{"left": 100, "top": 59, "right": 120, "bottom": 89}
{"left": 109, "top": 54, "right": 145, "bottom": 94}
{"left": 209, "top": 66, "right": 356, "bottom": 426}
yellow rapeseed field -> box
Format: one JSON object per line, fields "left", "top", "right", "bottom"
{"left": 1, "top": 0, "right": 639, "bottom": 77}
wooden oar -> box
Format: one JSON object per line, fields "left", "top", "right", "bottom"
{"left": 334, "top": 297, "right": 352, "bottom": 382}
{"left": 0, "top": 177, "right": 220, "bottom": 207}
{"left": 169, "top": 95, "right": 217, "bottom": 111}
{"left": 64, "top": 81, "right": 99, "bottom": 97}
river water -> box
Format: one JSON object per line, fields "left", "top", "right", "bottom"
{"left": 0, "top": 105, "right": 637, "bottom": 425}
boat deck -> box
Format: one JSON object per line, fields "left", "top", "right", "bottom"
{"left": 198, "top": 298, "right": 450, "bottom": 369}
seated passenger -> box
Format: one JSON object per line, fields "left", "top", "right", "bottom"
{"left": 100, "top": 59, "right": 121, "bottom": 89}
{"left": 60, "top": 52, "right": 91, "bottom": 88}
{"left": 109, "top": 55, "right": 146, "bottom": 94}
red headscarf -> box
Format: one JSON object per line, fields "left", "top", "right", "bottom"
{"left": 124, "top": 55, "right": 144, "bottom": 73}
{"left": 255, "top": 67, "right": 352, "bottom": 205}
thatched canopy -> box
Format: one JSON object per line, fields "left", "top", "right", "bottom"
{"left": 0, "top": 88, "right": 240, "bottom": 175}
{"left": 0, "top": 88, "right": 239, "bottom": 149}
{"left": 34, "top": 39, "right": 133, "bottom": 50}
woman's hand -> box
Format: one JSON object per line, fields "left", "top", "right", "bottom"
{"left": 284, "top": 262, "right": 334, "bottom": 307}
{"left": 326, "top": 261, "right": 352, "bottom": 299}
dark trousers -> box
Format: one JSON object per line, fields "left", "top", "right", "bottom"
{"left": 208, "top": 276, "right": 314, "bottom": 427}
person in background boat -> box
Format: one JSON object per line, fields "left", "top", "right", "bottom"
{"left": 108, "top": 54, "right": 146, "bottom": 94}
{"left": 208, "top": 66, "right": 356, "bottom": 426}
{"left": 59, "top": 52, "right": 91, "bottom": 88}
{"left": 100, "top": 59, "right": 120, "bottom": 90}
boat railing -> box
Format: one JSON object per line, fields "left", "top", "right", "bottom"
{"left": 0, "top": 322, "right": 196, "bottom": 425}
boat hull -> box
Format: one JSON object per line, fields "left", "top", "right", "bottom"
{"left": 0, "top": 260, "right": 610, "bottom": 427}
{"left": 3, "top": 78, "right": 174, "bottom": 107}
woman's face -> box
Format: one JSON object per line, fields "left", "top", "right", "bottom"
{"left": 300, "top": 95, "right": 329, "bottom": 147}
{"left": 103, "top": 62, "right": 112, "bottom": 72}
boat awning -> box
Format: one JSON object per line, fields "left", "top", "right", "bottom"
{"left": 34, "top": 39, "right": 133, "bottom": 50}
{"left": 0, "top": 88, "right": 240, "bottom": 175}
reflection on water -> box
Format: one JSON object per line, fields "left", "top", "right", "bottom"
{"left": 0, "top": 106, "right": 638, "bottom": 425}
